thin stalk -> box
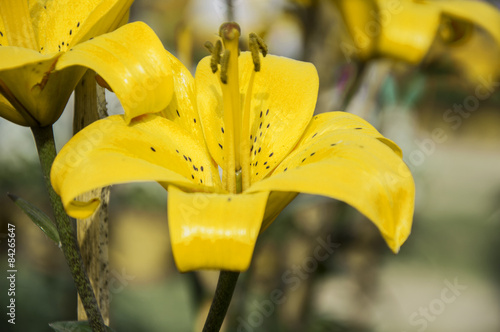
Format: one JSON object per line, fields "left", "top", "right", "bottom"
{"left": 31, "top": 125, "right": 105, "bottom": 332}
{"left": 202, "top": 271, "right": 240, "bottom": 332}
{"left": 340, "top": 61, "right": 366, "bottom": 111}
{"left": 74, "top": 70, "right": 110, "bottom": 325}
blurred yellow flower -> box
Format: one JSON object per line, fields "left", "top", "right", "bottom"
{"left": 0, "top": 0, "right": 173, "bottom": 127}
{"left": 51, "top": 23, "right": 414, "bottom": 272}
{"left": 335, "top": 0, "right": 500, "bottom": 82}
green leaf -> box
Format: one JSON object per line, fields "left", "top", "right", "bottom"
{"left": 49, "top": 321, "right": 116, "bottom": 332}
{"left": 8, "top": 193, "right": 60, "bottom": 246}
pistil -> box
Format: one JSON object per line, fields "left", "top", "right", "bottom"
{"left": 219, "top": 23, "right": 241, "bottom": 193}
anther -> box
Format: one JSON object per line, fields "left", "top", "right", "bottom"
{"left": 249, "top": 32, "right": 268, "bottom": 72}
{"left": 205, "top": 40, "right": 223, "bottom": 74}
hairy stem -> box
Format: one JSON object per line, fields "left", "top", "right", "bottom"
{"left": 74, "top": 70, "right": 111, "bottom": 325}
{"left": 31, "top": 125, "right": 105, "bottom": 332}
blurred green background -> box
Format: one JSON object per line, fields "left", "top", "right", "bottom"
{"left": 1, "top": 0, "right": 500, "bottom": 331}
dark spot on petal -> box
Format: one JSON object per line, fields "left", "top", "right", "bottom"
{"left": 219, "top": 143, "right": 223, "bottom": 149}
{"left": 70, "top": 29, "right": 72, "bottom": 35}
{"left": 193, "top": 165, "right": 197, "bottom": 171}
{"left": 188, "top": 157, "right": 192, "bottom": 162}
{"left": 0, "top": 31, "right": 3, "bottom": 37}
{"left": 302, "top": 158, "right": 306, "bottom": 163}
{"left": 201, "top": 166, "right": 204, "bottom": 171}
{"left": 258, "top": 147, "right": 261, "bottom": 153}
{"left": 221, "top": 127, "right": 224, "bottom": 133}
{"left": 355, "top": 127, "right": 362, "bottom": 130}
{"left": 256, "top": 172, "right": 259, "bottom": 175}
{"left": 176, "top": 149, "right": 179, "bottom": 153}
{"left": 250, "top": 134, "right": 252, "bottom": 140}
{"left": 260, "top": 132, "right": 262, "bottom": 137}
{"left": 150, "top": 147, "right": 156, "bottom": 152}
{"left": 191, "top": 174, "right": 195, "bottom": 179}
{"left": 254, "top": 137, "right": 257, "bottom": 143}
{"left": 266, "top": 166, "right": 270, "bottom": 169}
{"left": 254, "top": 150, "right": 257, "bottom": 156}
{"left": 259, "top": 122, "right": 262, "bottom": 129}
{"left": 266, "top": 109, "right": 269, "bottom": 115}
{"left": 200, "top": 179, "right": 203, "bottom": 184}
{"left": 176, "top": 109, "right": 180, "bottom": 117}
{"left": 269, "top": 152, "right": 273, "bottom": 157}
{"left": 264, "top": 161, "right": 267, "bottom": 165}
{"left": 228, "top": 197, "right": 232, "bottom": 202}
{"left": 312, "top": 132, "right": 318, "bottom": 138}
{"left": 77, "top": 22, "right": 80, "bottom": 27}
{"left": 183, "top": 155, "right": 188, "bottom": 161}
{"left": 310, "top": 152, "right": 315, "bottom": 156}
{"left": 284, "top": 168, "right": 288, "bottom": 172}
{"left": 194, "top": 118, "right": 196, "bottom": 123}
{"left": 260, "top": 111, "right": 262, "bottom": 118}
{"left": 250, "top": 145, "right": 253, "bottom": 152}
{"left": 255, "top": 161, "right": 258, "bottom": 166}
{"left": 267, "top": 123, "right": 270, "bottom": 129}
{"left": 330, "top": 143, "right": 337, "bottom": 146}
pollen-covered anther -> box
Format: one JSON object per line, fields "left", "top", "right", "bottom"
{"left": 205, "top": 40, "right": 222, "bottom": 74}
{"left": 220, "top": 49, "right": 230, "bottom": 84}
{"left": 249, "top": 32, "right": 268, "bottom": 72}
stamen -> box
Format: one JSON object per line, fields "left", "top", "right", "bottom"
{"left": 249, "top": 33, "right": 268, "bottom": 72}
{"left": 205, "top": 40, "right": 223, "bottom": 74}
{"left": 204, "top": 41, "right": 214, "bottom": 53}
{"left": 220, "top": 49, "right": 230, "bottom": 84}
{"left": 206, "top": 22, "right": 268, "bottom": 192}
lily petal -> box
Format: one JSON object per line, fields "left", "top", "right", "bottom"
{"left": 51, "top": 114, "right": 221, "bottom": 219}
{"left": 248, "top": 112, "right": 414, "bottom": 252}
{"left": 0, "top": 0, "right": 37, "bottom": 49}
{"left": 30, "top": 0, "right": 133, "bottom": 54}
{"left": 196, "top": 52, "right": 319, "bottom": 182}
{"left": 56, "top": 21, "right": 174, "bottom": 123}
{"left": 0, "top": 48, "right": 85, "bottom": 126}
{"left": 428, "top": 0, "right": 500, "bottom": 46}
{"left": 376, "top": 0, "right": 441, "bottom": 64}
{"left": 158, "top": 49, "right": 206, "bottom": 146}
{"left": 0, "top": 14, "right": 7, "bottom": 46}
{"left": 0, "top": 94, "right": 29, "bottom": 125}
{"left": 335, "top": 0, "right": 378, "bottom": 60}
{"left": 168, "top": 186, "right": 269, "bottom": 272}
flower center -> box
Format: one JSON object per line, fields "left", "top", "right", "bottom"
{"left": 208, "top": 22, "right": 267, "bottom": 194}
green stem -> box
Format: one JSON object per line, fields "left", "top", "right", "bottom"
{"left": 340, "top": 61, "right": 366, "bottom": 111}
{"left": 202, "top": 270, "right": 240, "bottom": 332}
{"left": 31, "top": 125, "right": 105, "bottom": 332}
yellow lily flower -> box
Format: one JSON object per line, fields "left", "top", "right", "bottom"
{"left": 0, "top": 0, "right": 173, "bottom": 127}
{"left": 335, "top": 0, "right": 500, "bottom": 67}
{"left": 51, "top": 23, "right": 415, "bottom": 272}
